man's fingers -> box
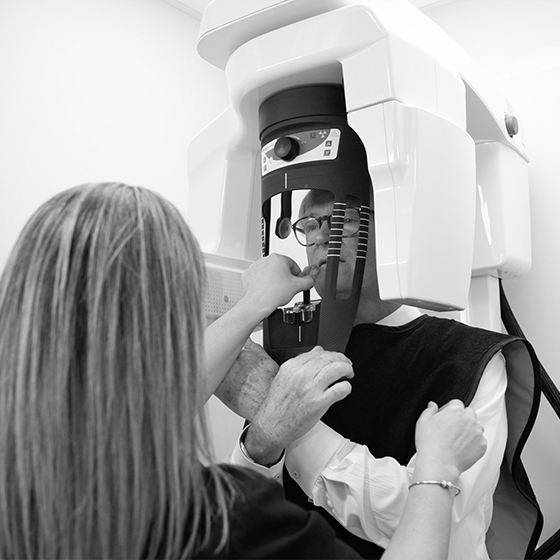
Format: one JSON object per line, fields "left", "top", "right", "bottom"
{"left": 284, "top": 346, "right": 327, "bottom": 367}
{"left": 281, "top": 350, "right": 353, "bottom": 387}
{"left": 307, "top": 347, "right": 353, "bottom": 366}
{"left": 315, "top": 361, "right": 355, "bottom": 388}
{"left": 324, "top": 379, "right": 353, "bottom": 404}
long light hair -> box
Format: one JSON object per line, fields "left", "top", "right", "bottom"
{"left": 0, "top": 183, "right": 232, "bottom": 559}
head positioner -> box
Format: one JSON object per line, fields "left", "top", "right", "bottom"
{"left": 259, "top": 84, "right": 371, "bottom": 363}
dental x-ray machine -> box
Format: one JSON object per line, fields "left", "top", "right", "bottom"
{"left": 189, "top": 0, "right": 531, "bottom": 337}
{"left": 187, "top": 1, "right": 543, "bottom": 557}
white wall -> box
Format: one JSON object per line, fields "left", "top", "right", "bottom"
{"left": 425, "top": 0, "right": 560, "bottom": 554}
{"left": 0, "top": 0, "right": 228, "bottom": 268}
{"left": 0, "top": 0, "right": 238, "bottom": 460}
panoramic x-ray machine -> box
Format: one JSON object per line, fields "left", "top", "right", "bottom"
{"left": 189, "top": 0, "right": 530, "bottom": 345}
{"left": 187, "top": 1, "right": 542, "bottom": 558}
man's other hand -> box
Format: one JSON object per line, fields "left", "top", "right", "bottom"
{"left": 244, "top": 346, "right": 354, "bottom": 466}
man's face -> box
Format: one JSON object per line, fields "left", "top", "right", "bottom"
{"left": 303, "top": 200, "right": 378, "bottom": 301}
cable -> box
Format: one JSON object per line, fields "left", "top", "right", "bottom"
{"left": 499, "top": 280, "right": 560, "bottom": 559}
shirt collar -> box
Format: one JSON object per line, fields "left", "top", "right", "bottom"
{"left": 376, "top": 306, "right": 423, "bottom": 327}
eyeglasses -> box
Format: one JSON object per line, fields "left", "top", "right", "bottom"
{"left": 292, "top": 207, "right": 362, "bottom": 247}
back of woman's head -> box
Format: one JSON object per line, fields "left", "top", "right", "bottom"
{"left": 0, "top": 183, "right": 230, "bottom": 559}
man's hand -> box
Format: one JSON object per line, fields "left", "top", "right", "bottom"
{"left": 244, "top": 346, "right": 354, "bottom": 466}
{"left": 214, "top": 339, "right": 279, "bottom": 421}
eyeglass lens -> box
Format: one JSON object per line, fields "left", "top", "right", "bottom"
{"left": 294, "top": 207, "right": 361, "bottom": 246}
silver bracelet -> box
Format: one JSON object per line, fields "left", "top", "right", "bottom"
{"left": 408, "top": 480, "right": 461, "bottom": 496}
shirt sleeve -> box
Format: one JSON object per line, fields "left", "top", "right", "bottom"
{"left": 221, "top": 466, "right": 362, "bottom": 559}
{"left": 285, "top": 352, "right": 508, "bottom": 548}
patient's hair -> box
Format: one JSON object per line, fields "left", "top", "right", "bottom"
{"left": 0, "top": 183, "right": 232, "bottom": 559}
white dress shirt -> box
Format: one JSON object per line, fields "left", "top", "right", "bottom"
{"left": 229, "top": 307, "right": 508, "bottom": 560}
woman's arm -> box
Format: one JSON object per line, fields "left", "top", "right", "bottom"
{"left": 381, "top": 400, "right": 487, "bottom": 560}
{"left": 203, "top": 254, "right": 315, "bottom": 399}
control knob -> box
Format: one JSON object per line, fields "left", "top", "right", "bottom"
{"left": 274, "top": 136, "right": 299, "bottom": 161}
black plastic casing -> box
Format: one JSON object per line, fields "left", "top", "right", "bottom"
{"left": 259, "top": 84, "right": 372, "bottom": 364}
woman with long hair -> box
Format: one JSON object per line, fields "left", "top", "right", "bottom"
{"left": 0, "top": 182, "right": 485, "bottom": 559}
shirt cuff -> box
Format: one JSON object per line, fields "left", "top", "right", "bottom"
{"left": 229, "top": 426, "right": 284, "bottom": 483}
{"left": 285, "top": 421, "right": 349, "bottom": 495}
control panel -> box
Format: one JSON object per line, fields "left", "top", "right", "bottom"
{"left": 261, "top": 128, "right": 341, "bottom": 176}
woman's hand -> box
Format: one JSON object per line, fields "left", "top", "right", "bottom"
{"left": 414, "top": 400, "right": 487, "bottom": 482}
{"left": 240, "top": 254, "right": 318, "bottom": 317}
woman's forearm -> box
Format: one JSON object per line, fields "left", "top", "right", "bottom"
{"left": 381, "top": 481, "right": 455, "bottom": 560}
{"left": 203, "top": 254, "right": 315, "bottom": 401}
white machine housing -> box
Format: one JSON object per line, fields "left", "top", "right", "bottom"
{"left": 188, "top": 0, "right": 531, "bottom": 332}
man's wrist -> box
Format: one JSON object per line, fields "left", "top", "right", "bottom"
{"left": 243, "top": 424, "right": 285, "bottom": 468}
